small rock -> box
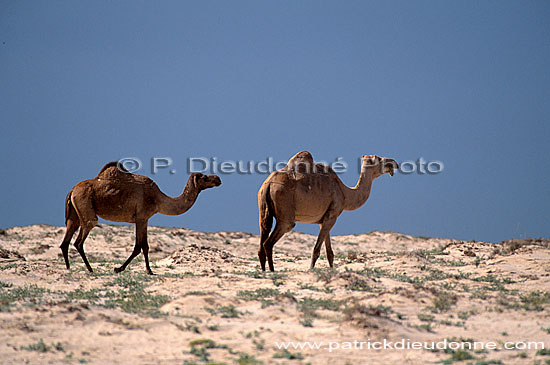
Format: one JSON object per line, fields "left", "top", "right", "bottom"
{"left": 463, "top": 248, "right": 476, "bottom": 257}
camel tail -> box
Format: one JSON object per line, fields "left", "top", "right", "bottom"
{"left": 64, "top": 190, "right": 73, "bottom": 225}
{"left": 258, "top": 184, "right": 274, "bottom": 234}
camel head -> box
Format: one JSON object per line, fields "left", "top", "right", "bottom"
{"left": 191, "top": 173, "right": 222, "bottom": 190}
{"left": 361, "top": 155, "right": 399, "bottom": 178}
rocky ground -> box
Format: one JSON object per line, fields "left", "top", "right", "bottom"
{"left": 0, "top": 224, "right": 549, "bottom": 364}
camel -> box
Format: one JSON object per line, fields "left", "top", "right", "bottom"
{"left": 257, "top": 151, "right": 398, "bottom": 271}
{"left": 60, "top": 161, "right": 221, "bottom": 274}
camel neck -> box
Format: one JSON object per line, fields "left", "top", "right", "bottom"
{"left": 158, "top": 179, "right": 201, "bottom": 216}
{"left": 342, "top": 167, "right": 375, "bottom": 211}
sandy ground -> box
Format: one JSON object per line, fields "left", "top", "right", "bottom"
{"left": 0, "top": 224, "right": 549, "bottom": 364}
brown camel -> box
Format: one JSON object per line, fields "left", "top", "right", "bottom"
{"left": 257, "top": 151, "right": 398, "bottom": 271}
{"left": 60, "top": 161, "right": 221, "bottom": 274}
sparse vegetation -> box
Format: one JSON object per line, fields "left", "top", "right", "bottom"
{"left": 519, "top": 291, "right": 550, "bottom": 311}
{"left": 412, "top": 323, "right": 434, "bottom": 332}
{"left": 298, "top": 282, "right": 323, "bottom": 292}
{"left": 297, "top": 296, "right": 343, "bottom": 318}
{"left": 273, "top": 348, "right": 303, "bottom": 360}
{"left": 411, "top": 247, "right": 449, "bottom": 261}
{"left": 313, "top": 268, "right": 339, "bottom": 283}
{"left": 20, "top": 339, "right": 65, "bottom": 353}
{"left": 342, "top": 274, "right": 375, "bottom": 292}
{"left": 0, "top": 263, "right": 18, "bottom": 271}
{"left": 343, "top": 302, "right": 392, "bottom": 329}
{"left": 236, "top": 352, "right": 263, "bottom": 365}
{"left": 175, "top": 321, "right": 200, "bottom": 333}
{"left": 206, "top": 304, "right": 243, "bottom": 318}
{"left": 1, "top": 224, "right": 548, "bottom": 364}
{"left": 429, "top": 290, "right": 458, "bottom": 313}
{"left": 268, "top": 272, "right": 287, "bottom": 286}
{"left": 102, "top": 273, "right": 170, "bottom": 315}
{"left": 187, "top": 338, "right": 232, "bottom": 362}
{"left": 186, "top": 290, "right": 209, "bottom": 296}
{"left": 0, "top": 284, "right": 49, "bottom": 312}
{"left": 20, "top": 339, "right": 51, "bottom": 353}
{"left": 438, "top": 349, "right": 476, "bottom": 363}
{"left": 418, "top": 313, "right": 435, "bottom": 322}
{"left": 237, "top": 288, "right": 280, "bottom": 308}
{"left": 253, "top": 339, "right": 265, "bottom": 350}
{"left": 0, "top": 279, "right": 12, "bottom": 288}
{"left": 458, "top": 310, "right": 475, "bottom": 320}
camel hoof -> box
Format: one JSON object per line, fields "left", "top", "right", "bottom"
{"left": 147, "top": 270, "right": 154, "bottom": 275}
{"left": 114, "top": 267, "right": 123, "bottom": 273}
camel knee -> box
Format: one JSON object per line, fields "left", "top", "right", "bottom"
{"left": 78, "top": 220, "right": 96, "bottom": 235}
{"left": 311, "top": 250, "right": 321, "bottom": 261}
{"left": 258, "top": 249, "right": 266, "bottom": 265}
{"left": 277, "top": 221, "right": 295, "bottom": 235}
{"left": 130, "top": 244, "right": 141, "bottom": 255}
{"left": 258, "top": 246, "right": 266, "bottom": 257}
{"left": 260, "top": 220, "right": 272, "bottom": 233}
{"left": 312, "top": 243, "right": 323, "bottom": 256}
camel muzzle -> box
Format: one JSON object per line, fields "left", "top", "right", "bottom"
{"left": 210, "top": 176, "right": 222, "bottom": 187}
{"left": 385, "top": 160, "right": 398, "bottom": 176}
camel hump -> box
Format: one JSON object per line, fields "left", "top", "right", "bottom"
{"left": 284, "top": 151, "right": 315, "bottom": 174}
{"left": 97, "top": 161, "right": 130, "bottom": 176}
{"left": 314, "top": 163, "right": 335, "bottom": 175}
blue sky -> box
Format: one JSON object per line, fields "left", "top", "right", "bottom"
{"left": 1, "top": 1, "right": 548, "bottom": 243}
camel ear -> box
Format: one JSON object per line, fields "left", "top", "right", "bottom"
{"left": 192, "top": 173, "right": 201, "bottom": 186}
{"left": 364, "top": 155, "right": 379, "bottom": 166}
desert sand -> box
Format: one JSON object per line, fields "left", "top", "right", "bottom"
{"left": 0, "top": 224, "right": 549, "bottom": 364}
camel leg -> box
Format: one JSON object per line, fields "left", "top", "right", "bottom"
{"left": 73, "top": 221, "right": 96, "bottom": 273}
{"left": 69, "top": 192, "right": 98, "bottom": 273}
{"left": 258, "top": 216, "right": 273, "bottom": 272}
{"left": 324, "top": 234, "right": 334, "bottom": 268}
{"left": 263, "top": 221, "right": 294, "bottom": 272}
{"left": 258, "top": 243, "right": 267, "bottom": 272}
{"left": 310, "top": 218, "right": 337, "bottom": 269}
{"left": 139, "top": 222, "right": 154, "bottom": 275}
{"left": 61, "top": 191, "right": 81, "bottom": 270}
{"left": 115, "top": 221, "right": 148, "bottom": 274}
{"left": 60, "top": 218, "right": 79, "bottom": 270}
